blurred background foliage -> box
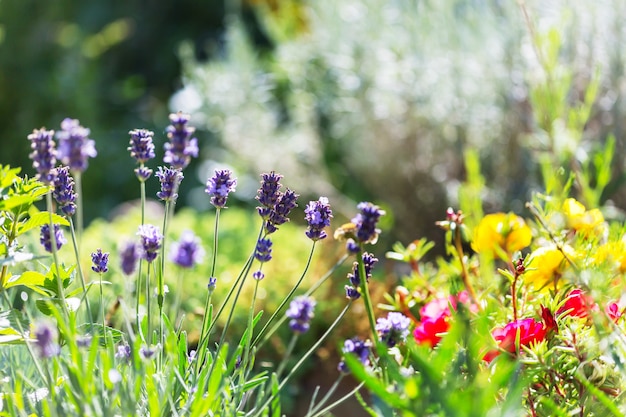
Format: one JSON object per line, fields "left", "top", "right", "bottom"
{"left": 2, "top": 0, "right": 626, "bottom": 249}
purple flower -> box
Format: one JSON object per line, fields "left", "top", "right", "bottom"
{"left": 33, "top": 320, "right": 60, "bottom": 359}
{"left": 346, "top": 239, "right": 359, "bottom": 254}
{"left": 52, "top": 166, "right": 76, "bottom": 217}
{"left": 305, "top": 197, "right": 333, "bottom": 241}
{"left": 119, "top": 241, "right": 139, "bottom": 275}
{"left": 137, "top": 224, "right": 163, "bottom": 263}
{"left": 375, "top": 312, "right": 411, "bottom": 347}
{"left": 266, "top": 189, "right": 298, "bottom": 234}
{"left": 256, "top": 172, "right": 283, "bottom": 219}
{"left": 208, "top": 277, "right": 217, "bottom": 290}
{"left": 351, "top": 202, "right": 385, "bottom": 244}
{"left": 91, "top": 248, "right": 109, "bottom": 274}
{"left": 163, "top": 112, "right": 198, "bottom": 170}
{"left": 40, "top": 224, "right": 66, "bottom": 253}
{"left": 253, "top": 270, "right": 265, "bottom": 280}
{"left": 345, "top": 285, "right": 360, "bottom": 300}
{"left": 134, "top": 166, "right": 153, "bottom": 182}
{"left": 205, "top": 169, "right": 237, "bottom": 208}
{"left": 76, "top": 335, "right": 92, "bottom": 348}
{"left": 28, "top": 128, "right": 57, "bottom": 184}
{"left": 115, "top": 343, "right": 131, "bottom": 361}
{"left": 128, "top": 129, "right": 155, "bottom": 164}
{"left": 155, "top": 166, "right": 184, "bottom": 202}
{"left": 286, "top": 296, "right": 316, "bottom": 333}
{"left": 169, "top": 231, "right": 205, "bottom": 268}
{"left": 254, "top": 238, "right": 273, "bottom": 263}
{"left": 56, "top": 118, "right": 97, "bottom": 173}
{"left": 347, "top": 252, "right": 378, "bottom": 287}
{"left": 140, "top": 345, "right": 157, "bottom": 360}
{"left": 338, "top": 337, "right": 371, "bottom": 373}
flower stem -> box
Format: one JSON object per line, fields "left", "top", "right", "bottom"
{"left": 99, "top": 272, "right": 106, "bottom": 347}
{"left": 252, "top": 242, "right": 316, "bottom": 347}
{"left": 46, "top": 192, "right": 69, "bottom": 318}
{"left": 275, "top": 333, "right": 298, "bottom": 379}
{"left": 195, "top": 208, "right": 221, "bottom": 376}
{"left": 255, "top": 253, "right": 349, "bottom": 350}
{"left": 73, "top": 171, "right": 83, "bottom": 246}
{"left": 357, "top": 248, "right": 378, "bottom": 343}
{"left": 453, "top": 226, "right": 479, "bottom": 306}
{"left": 69, "top": 218, "right": 93, "bottom": 325}
{"left": 251, "top": 302, "right": 353, "bottom": 417}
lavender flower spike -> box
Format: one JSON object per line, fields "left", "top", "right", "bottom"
{"left": 52, "top": 166, "right": 77, "bottom": 217}
{"left": 128, "top": 129, "right": 155, "bottom": 164}
{"left": 205, "top": 169, "right": 237, "bottom": 208}
{"left": 28, "top": 128, "right": 57, "bottom": 184}
{"left": 266, "top": 189, "right": 298, "bottom": 234}
{"left": 256, "top": 172, "right": 283, "bottom": 219}
{"left": 164, "top": 112, "right": 198, "bottom": 170}
{"left": 56, "top": 118, "right": 97, "bottom": 173}
{"left": 91, "top": 248, "right": 109, "bottom": 274}
{"left": 286, "top": 296, "right": 316, "bottom": 333}
{"left": 254, "top": 238, "right": 273, "bottom": 263}
{"left": 305, "top": 197, "right": 333, "bottom": 241}
{"left": 351, "top": 202, "right": 385, "bottom": 244}
{"left": 338, "top": 337, "right": 371, "bottom": 373}
{"left": 156, "top": 166, "right": 184, "bottom": 202}
{"left": 40, "top": 224, "right": 66, "bottom": 253}
{"left": 137, "top": 224, "right": 163, "bottom": 263}
{"left": 33, "top": 320, "right": 61, "bottom": 359}
{"left": 375, "top": 312, "right": 411, "bottom": 347}
{"left": 170, "top": 231, "right": 205, "bottom": 268}
{"left": 119, "top": 241, "right": 139, "bottom": 275}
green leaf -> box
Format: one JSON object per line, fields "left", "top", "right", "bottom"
{"left": 4, "top": 271, "right": 48, "bottom": 294}
{"left": 0, "top": 309, "right": 28, "bottom": 344}
{"left": 77, "top": 323, "right": 124, "bottom": 346}
{"left": 270, "top": 373, "right": 281, "bottom": 417}
{"left": 0, "top": 165, "right": 21, "bottom": 190}
{"left": 42, "top": 264, "right": 76, "bottom": 295}
{"left": 17, "top": 211, "right": 70, "bottom": 236}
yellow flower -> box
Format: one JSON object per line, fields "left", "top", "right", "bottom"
{"left": 593, "top": 240, "right": 626, "bottom": 273}
{"left": 471, "top": 213, "right": 532, "bottom": 259}
{"left": 562, "top": 198, "right": 605, "bottom": 237}
{"left": 524, "top": 245, "right": 574, "bottom": 290}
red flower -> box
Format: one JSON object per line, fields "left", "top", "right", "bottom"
{"left": 484, "top": 318, "right": 547, "bottom": 362}
{"left": 414, "top": 291, "right": 476, "bottom": 347}
{"left": 557, "top": 289, "right": 596, "bottom": 318}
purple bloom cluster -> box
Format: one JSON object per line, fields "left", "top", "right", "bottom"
{"left": 169, "top": 231, "right": 205, "bottom": 268}
{"left": 375, "top": 312, "right": 411, "bottom": 347}
{"left": 338, "top": 337, "right": 371, "bottom": 373}
{"left": 40, "top": 224, "right": 66, "bottom": 253}
{"left": 156, "top": 166, "right": 184, "bottom": 202}
{"left": 347, "top": 252, "right": 378, "bottom": 287}
{"left": 286, "top": 296, "right": 316, "bottom": 333}
{"left": 33, "top": 320, "right": 61, "bottom": 359}
{"left": 115, "top": 343, "right": 132, "bottom": 361}
{"left": 253, "top": 271, "right": 265, "bottom": 280}
{"left": 208, "top": 276, "right": 217, "bottom": 290}
{"left": 304, "top": 197, "right": 333, "bottom": 241}
{"left": 345, "top": 252, "right": 378, "bottom": 299}
{"left": 91, "top": 248, "right": 109, "bottom": 274}
{"left": 119, "top": 242, "right": 139, "bottom": 275}
{"left": 351, "top": 202, "right": 385, "bottom": 244}
{"left": 254, "top": 238, "right": 273, "bottom": 263}
{"left": 28, "top": 128, "right": 57, "bottom": 184}
{"left": 128, "top": 129, "right": 155, "bottom": 164}
{"left": 56, "top": 118, "right": 97, "bottom": 173}
{"left": 255, "top": 172, "right": 298, "bottom": 233}
{"left": 164, "top": 112, "right": 198, "bottom": 170}
{"left": 205, "top": 169, "right": 237, "bottom": 208}
{"left": 346, "top": 239, "right": 360, "bottom": 254}
{"left": 266, "top": 189, "right": 299, "bottom": 234}
{"left": 137, "top": 224, "right": 163, "bottom": 263}
{"left": 52, "top": 166, "right": 77, "bottom": 217}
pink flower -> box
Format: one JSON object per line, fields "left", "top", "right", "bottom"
{"left": 606, "top": 302, "right": 623, "bottom": 323}
{"left": 484, "top": 318, "right": 547, "bottom": 362}
{"left": 413, "top": 291, "right": 476, "bottom": 347}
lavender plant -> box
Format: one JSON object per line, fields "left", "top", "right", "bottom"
{"left": 0, "top": 114, "right": 373, "bottom": 417}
